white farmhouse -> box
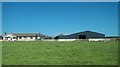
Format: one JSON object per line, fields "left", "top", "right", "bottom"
{"left": 3, "top": 33, "right": 41, "bottom": 41}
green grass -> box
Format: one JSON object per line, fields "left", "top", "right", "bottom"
{"left": 0, "top": 43, "right": 2, "bottom": 66}
{"left": 2, "top": 41, "right": 118, "bottom": 65}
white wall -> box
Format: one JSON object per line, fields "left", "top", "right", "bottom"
{"left": 18, "top": 37, "right": 36, "bottom": 41}
{"left": 4, "top": 33, "right": 38, "bottom": 41}
{"left": 37, "top": 37, "right": 40, "bottom": 39}
{"left": 14, "top": 38, "right": 112, "bottom": 42}
{"left": 4, "top": 34, "right": 17, "bottom": 41}
{"left": 88, "top": 38, "right": 110, "bottom": 42}
{"left": 58, "top": 39, "right": 77, "bottom": 41}
{"left": 42, "top": 39, "right": 77, "bottom": 41}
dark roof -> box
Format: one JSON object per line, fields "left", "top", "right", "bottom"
{"left": 43, "top": 36, "right": 53, "bottom": 39}
{"left": 71, "top": 30, "right": 105, "bottom": 35}
{"left": 11, "top": 33, "right": 51, "bottom": 38}
{"left": 12, "top": 33, "right": 37, "bottom": 37}
{"left": 10, "top": 33, "right": 47, "bottom": 37}
{"left": 37, "top": 33, "right": 47, "bottom": 37}
{"left": 55, "top": 34, "right": 66, "bottom": 37}
{"left": 54, "top": 30, "right": 105, "bottom": 39}
{"left": 0, "top": 35, "right": 2, "bottom": 37}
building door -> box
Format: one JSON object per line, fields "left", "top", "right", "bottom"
{"left": 79, "top": 35, "right": 86, "bottom": 39}
{"left": 54, "top": 36, "right": 59, "bottom": 39}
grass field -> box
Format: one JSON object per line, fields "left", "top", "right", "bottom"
{"left": 2, "top": 41, "right": 118, "bottom": 65}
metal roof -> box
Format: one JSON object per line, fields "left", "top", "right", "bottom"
{"left": 70, "top": 30, "right": 105, "bottom": 35}
{"left": 12, "top": 33, "right": 37, "bottom": 37}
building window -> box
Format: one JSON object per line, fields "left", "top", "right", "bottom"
{"left": 24, "top": 37, "right": 27, "bottom": 38}
{"left": 5, "top": 37, "right": 8, "bottom": 40}
{"left": 13, "top": 37, "right": 16, "bottom": 39}
{"left": 19, "top": 37, "right": 21, "bottom": 39}
{"left": 30, "top": 37, "right": 33, "bottom": 39}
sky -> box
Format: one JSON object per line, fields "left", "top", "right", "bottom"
{"left": 2, "top": 0, "right": 120, "bottom": 2}
{"left": 0, "top": 2, "right": 1, "bottom": 35}
{"left": 2, "top": 2, "right": 118, "bottom": 36}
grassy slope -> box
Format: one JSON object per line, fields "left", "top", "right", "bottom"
{"left": 2, "top": 41, "right": 118, "bottom": 65}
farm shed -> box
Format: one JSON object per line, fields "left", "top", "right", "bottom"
{"left": 54, "top": 30, "right": 105, "bottom": 39}
{"left": 0, "top": 35, "right": 3, "bottom": 40}
{"left": 43, "top": 36, "right": 53, "bottom": 39}
{"left": 54, "top": 34, "right": 66, "bottom": 39}
{"left": 105, "top": 36, "right": 120, "bottom": 41}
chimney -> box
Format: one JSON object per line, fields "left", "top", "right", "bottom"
{"left": 4, "top": 32, "right": 6, "bottom": 36}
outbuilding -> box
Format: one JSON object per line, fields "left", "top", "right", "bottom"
{"left": 54, "top": 30, "right": 105, "bottom": 39}
{"left": 0, "top": 35, "right": 3, "bottom": 40}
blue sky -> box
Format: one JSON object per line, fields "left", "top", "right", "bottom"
{"left": 2, "top": 2, "right": 118, "bottom": 36}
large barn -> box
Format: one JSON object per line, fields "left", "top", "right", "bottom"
{"left": 54, "top": 30, "right": 105, "bottom": 39}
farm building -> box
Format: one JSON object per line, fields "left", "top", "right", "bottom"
{"left": 3, "top": 32, "right": 49, "bottom": 41}
{"left": 54, "top": 30, "right": 105, "bottom": 39}
{"left": 105, "top": 36, "right": 120, "bottom": 41}
{"left": 0, "top": 35, "right": 3, "bottom": 40}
